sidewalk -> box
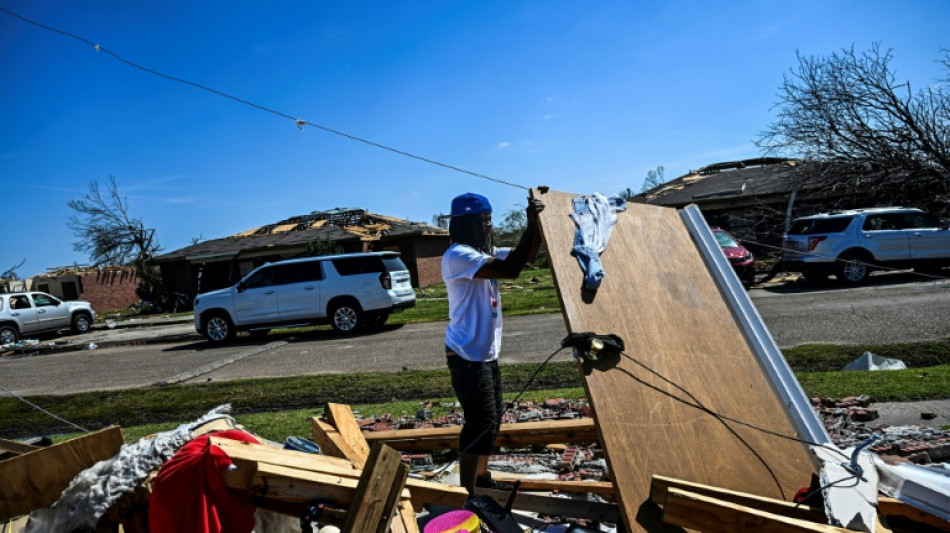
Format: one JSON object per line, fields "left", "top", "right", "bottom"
{"left": 0, "top": 314, "right": 201, "bottom": 357}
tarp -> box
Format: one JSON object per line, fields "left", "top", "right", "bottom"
{"left": 842, "top": 351, "right": 907, "bottom": 371}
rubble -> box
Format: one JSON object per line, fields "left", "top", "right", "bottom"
{"left": 814, "top": 396, "right": 950, "bottom": 466}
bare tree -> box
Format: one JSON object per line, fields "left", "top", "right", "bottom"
{"left": 1, "top": 258, "right": 26, "bottom": 280}
{"left": 758, "top": 43, "right": 950, "bottom": 173}
{"left": 68, "top": 177, "right": 165, "bottom": 306}
{"left": 640, "top": 166, "right": 666, "bottom": 193}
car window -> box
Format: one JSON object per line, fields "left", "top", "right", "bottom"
{"left": 244, "top": 267, "right": 277, "bottom": 289}
{"left": 333, "top": 257, "right": 384, "bottom": 276}
{"left": 788, "top": 217, "right": 853, "bottom": 235}
{"left": 713, "top": 231, "right": 739, "bottom": 248}
{"left": 900, "top": 212, "right": 942, "bottom": 229}
{"left": 863, "top": 214, "right": 901, "bottom": 231}
{"left": 381, "top": 255, "right": 408, "bottom": 272}
{"left": 32, "top": 294, "right": 59, "bottom": 307}
{"left": 276, "top": 262, "right": 323, "bottom": 284}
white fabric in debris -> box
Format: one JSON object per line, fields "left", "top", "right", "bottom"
{"left": 25, "top": 404, "right": 235, "bottom": 533}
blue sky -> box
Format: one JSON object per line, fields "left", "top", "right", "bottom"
{"left": 1, "top": 1, "right": 948, "bottom": 278}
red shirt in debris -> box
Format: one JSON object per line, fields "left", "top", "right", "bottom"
{"left": 149, "top": 429, "right": 261, "bottom": 533}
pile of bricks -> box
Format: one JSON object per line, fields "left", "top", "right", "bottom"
{"left": 813, "top": 396, "right": 950, "bottom": 466}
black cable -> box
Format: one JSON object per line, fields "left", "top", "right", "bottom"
{"left": 0, "top": 7, "right": 530, "bottom": 192}
{"left": 787, "top": 473, "right": 861, "bottom": 517}
{"left": 619, "top": 351, "right": 850, "bottom": 462}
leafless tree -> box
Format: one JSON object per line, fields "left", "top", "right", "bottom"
{"left": 1, "top": 258, "right": 26, "bottom": 280}
{"left": 68, "top": 177, "right": 166, "bottom": 305}
{"left": 758, "top": 43, "right": 950, "bottom": 173}
{"left": 640, "top": 166, "right": 666, "bottom": 193}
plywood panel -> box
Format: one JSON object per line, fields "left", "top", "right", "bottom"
{"left": 0, "top": 426, "right": 124, "bottom": 520}
{"left": 533, "top": 188, "right": 815, "bottom": 532}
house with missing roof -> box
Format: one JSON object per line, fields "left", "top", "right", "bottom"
{"left": 637, "top": 158, "right": 948, "bottom": 257}
{"left": 150, "top": 208, "right": 449, "bottom": 299}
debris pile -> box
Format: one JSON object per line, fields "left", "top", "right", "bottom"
{"left": 813, "top": 396, "right": 950, "bottom": 466}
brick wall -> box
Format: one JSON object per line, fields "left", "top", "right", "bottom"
{"left": 415, "top": 255, "right": 443, "bottom": 287}
{"left": 79, "top": 268, "right": 140, "bottom": 312}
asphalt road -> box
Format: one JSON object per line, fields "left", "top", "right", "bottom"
{"left": 2, "top": 271, "right": 949, "bottom": 398}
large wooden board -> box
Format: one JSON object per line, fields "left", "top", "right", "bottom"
{"left": 533, "top": 188, "right": 815, "bottom": 532}
{"left": 0, "top": 426, "right": 124, "bottom": 520}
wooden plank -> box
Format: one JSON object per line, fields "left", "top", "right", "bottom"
{"left": 394, "top": 500, "right": 421, "bottom": 533}
{"left": 224, "top": 460, "right": 362, "bottom": 507}
{"left": 211, "top": 436, "right": 467, "bottom": 511}
{"left": 325, "top": 403, "right": 371, "bottom": 468}
{"left": 661, "top": 487, "right": 853, "bottom": 533}
{"left": 364, "top": 418, "right": 598, "bottom": 451}
{"left": 311, "top": 417, "right": 353, "bottom": 460}
{"left": 534, "top": 188, "right": 815, "bottom": 532}
{"left": 475, "top": 487, "right": 621, "bottom": 523}
{"left": 0, "top": 426, "right": 124, "bottom": 521}
{"left": 343, "top": 444, "right": 409, "bottom": 533}
{"left": 490, "top": 471, "right": 614, "bottom": 495}
{"left": 0, "top": 436, "right": 42, "bottom": 455}
{"left": 877, "top": 496, "right": 950, "bottom": 532}
{"left": 650, "top": 475, "right": 826, "bottom": 524}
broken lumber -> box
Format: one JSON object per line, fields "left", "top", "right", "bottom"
{"left": 0, "top": 436, "right": 42, "bottom": 455}
{"left": 659, "top": 487, "right": 854, "bottom": 533}
{"left": 490, "top": 471, "right": 614, "bottom": 495}
{"left": 474, "top": 487, "right": 621, "bottom": 523}
{"left": 213, "top": 436, "right": 468, "bottom": 512}
{"left": 325, "top": 403, "right": 371, "bottom": 468}
{"left": 649, "top": 475, "right": 826, "bottom": 524}
{"left": 0, "top": 426, "right": 124, "bottom": 521}
{"left": 877, "top": 496, "right": 950, "bottom": 532}
{"left": 342, "top": 443, "right": 409, "bottom": 533}
{"left": 364, "top": 418, "right": 598, "bottom": 451}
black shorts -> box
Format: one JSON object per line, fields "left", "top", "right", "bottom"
{"left": 446, "top": 348, "right": 503, "bottom": 456}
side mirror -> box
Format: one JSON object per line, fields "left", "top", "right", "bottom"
{"left": 236, "top": 283, "right": 244, "bottom": 293}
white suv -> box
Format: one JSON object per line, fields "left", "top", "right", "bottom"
{"left": 782, "top": 207, "right": 950, "bottom": 283}
{"left": 193, "top": 252, "right": 416, "bottom": 343}
{"left": 0, "top": 292, "right": 96, "bottom": 344}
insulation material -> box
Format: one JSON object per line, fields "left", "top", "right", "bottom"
{"left": 813, "top": 445, "right": 879, "bottom": 532}
{"left": 24, "top": 405, "right": 235, "bottom": 533}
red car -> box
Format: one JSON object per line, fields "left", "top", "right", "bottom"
{"left": 712, "top": 227, "right": 756, "bottom": 286}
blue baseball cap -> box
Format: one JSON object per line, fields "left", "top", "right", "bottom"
{"left": 450, "top": 193, "right": 492, "bottom": 217}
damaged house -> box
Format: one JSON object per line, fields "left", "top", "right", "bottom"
{"left": 638, "top": 157, "right": 950, "bottom": 258}
{"left": 150, "top": 208, "right": 449, "bottom": 299}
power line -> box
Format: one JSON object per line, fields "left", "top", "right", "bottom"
{"left": 0, "top": 7, "right": 530, "bottom": 191}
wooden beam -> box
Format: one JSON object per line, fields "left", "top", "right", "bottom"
{"left": 343, "top": 444, "right": 409, "bottom": 533}
{"left": 474, "top": 487, "right": 621, "bottom": 523}
{"left": 325, "top": 403, "right": 371, "bottom": 468}
{"left": 0, "top": 426, "right": 124, "bottom": 521}
{"left": 877, "top": 496, "right": 950, "bottom": 532}
{"left": 364, "top": 418, "right": 598, "bottom": 451}
{"left": 650, "top": 475, "right": 826, "bottom": 524}
{"left": 311, "top": 417, "right": 353, "bottom": 461}
{"left": 0, "top": 436, "right": 42, "bottom": 455}
{"left": 490, "top": 471, "right": 614, "bottom": 495}
{"left": 211, "top": 436, "right": 468, "bottom": 512}
{"left": 661, "top": 488, "right": 854, "bottom": 533}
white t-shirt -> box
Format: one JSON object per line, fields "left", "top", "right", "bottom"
{"left": 442, "top": 243, "right": 511, "bottom": 362}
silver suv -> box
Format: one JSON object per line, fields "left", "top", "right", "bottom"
{"left": 0, "top": 292, "right": 96, "bottom": 344}
{"left": 193, "top": 252, "right": 416, "bottom": 343}
{"left": 782, "top": 207, "right": 950, "bottom": 283}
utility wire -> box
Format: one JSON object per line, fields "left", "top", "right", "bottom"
{"left": 0, "top": 382, "right": 89, "bottom": 434}
{"left": 0, "top": 7, "right": 530, "bottom": 191}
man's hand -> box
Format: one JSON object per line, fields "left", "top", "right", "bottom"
{"left": 526, "top": 198, "right": 545, "bottom": 225}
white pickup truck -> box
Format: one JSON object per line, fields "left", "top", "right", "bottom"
{"left": 0, "top": 291, "right": 97, "bottom": 344}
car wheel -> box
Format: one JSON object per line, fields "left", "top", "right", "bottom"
{"left": 71, "top": 313, "right": 92, "bottom": 334}
{"left": 203, "top": 312, "right": 235, "bottom": 344}
{"left": 330, "top": 301, "right": 363, "bottom": 333}
{"left": 0, "top": 325, "right": 18, "bottom": 345}
{"left": 836, "top": 253, "right": 871, "bottom": 284}
{"left": 248, "top": 329, "right": 269, "bottom": 339}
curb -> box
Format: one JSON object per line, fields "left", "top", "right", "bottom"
{"left": 2, "top": 333, "right": 205, "bottom": 358}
